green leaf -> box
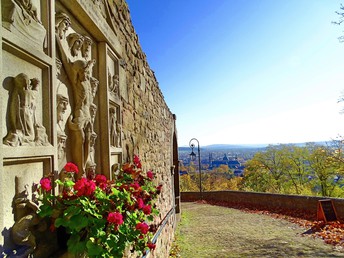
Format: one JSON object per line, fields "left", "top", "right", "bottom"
{"left": 67, "top": 234, "right": 86, "bottom": 254}
{"left": 65, "top": 180, "right": 75, "bottom": 187}
{"left": 38, "top": 205, "right": 53, "bottom": 217}
{"left": 55, "top": 179, "right": 63, "bottom": 186}
{"left": 112, "top": 188, "right": 120, "bottom": 196}
{"left": 86, "top": 240, "right": 103, "bottom": 256}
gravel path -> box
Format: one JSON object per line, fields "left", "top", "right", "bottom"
{"left": 173, "top": 202, "right": 344, "bottom": 258}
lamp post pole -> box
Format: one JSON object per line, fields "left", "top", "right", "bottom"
{"left": 189, "top": 138, "right": 202, "bottom": 200}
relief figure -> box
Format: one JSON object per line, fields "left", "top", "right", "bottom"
{"left": 3, "top": 73, "right": 49, "bottom": 146}
{"left": 109, "top": 107, "right": 121, "bottom": 147}
{"left": 55, "top": 12, "right": 98, "bottom": 177}
{"left": 2, "top": 0, "right": 46, "bottom": 48}
{"left": 12, "top": 182, "right": 40, "bottom": 257}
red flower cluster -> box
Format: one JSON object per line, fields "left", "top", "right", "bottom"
{"left": 107, "top": 212, "right": 124, "bottom": 226}
{"left": 64, "top": 162, "right": 79, "bottom": 173}
{"left": 142, "top": 204, "right": 152, "bottom": 215}
{"left": 146, "top": 170, "right": 154, "bottom": 180}
{"left": 74, "top": 178, "right": 96, "bottom": 197}
{"left": 136, "top": 222, "right": 149, "bottom": 234}
{"left": 130, "top": 182, "right": 141, "bottom": 191}
{"left": 137, "top": 198, "right": 145, "bottom": 209}
{"left": 95, "top": 174, "right": 107, "bottom": 190}
{"left": 133, "top": 155, "right": 142, "bottom": 168}
{"left": 40, "top": 177, "right": 52, "bottom": 191}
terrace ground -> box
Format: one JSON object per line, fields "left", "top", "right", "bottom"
{"left": 170, "top": 202, "right": 344, "bottom": 258}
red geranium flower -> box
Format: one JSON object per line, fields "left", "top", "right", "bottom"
{"left": 137, "top": 198, "right": 145, "bottom": 209}
{"left": 40, "top": 177, "right": 52, "bottom": 191}
{"left": 146, "top": 170, "right": 154, "bottom": 180}
{"left": 143, "top": 205, "right": 152, "bottom": 215}
{"left": 130, "top": 182, "right": 141, "bottom": 192}
{"left": 74, "top": 178, "right": 96, "bottom": 196}
{"left": 95, "top": 174, "right": 107, "bottom": 190}
{"left": 64, "top": 162, "right": 79, "bottom": 173}
{"left": 107, "top": 212, "right": 123, "bottom": 225}
{"left": 136, "top": 222, "right": 149, "bottom": 234}
{"left": 133, "top": 155, "right": 142, "bottom": 168}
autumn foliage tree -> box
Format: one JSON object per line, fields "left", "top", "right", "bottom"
{"left": 241, "top": 142, "right": 344, "bottom": 197}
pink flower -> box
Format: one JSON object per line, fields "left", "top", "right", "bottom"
{"left": 130, "top": 182, "right": 141, "bottom": 191}
{"left": 40, "top": 177, "right": 52, "bottom": 191}
{"left": 95, "top": 174, "right": 107, "bottom": 190}
{"left": 107, "top": 212, "right": 123, "bottom": 225}
{"left": 95, "top": 174, "right": 106, "bottom": 184}
{"left": 133, "top": 155, "right": 142, "bottom": 168}
{"left": 143, "top": 205, "right": 152, "bottom": 215}
{"left": 64, "top": 162, "right": 79, "bottom": 173}
{"left": 137, "top": 198, "right": 145, "bottom": 209}
{"left": 74, "top": 178, "right": 96, "bottom": 196}
{"left": 147, "top": 170, "right": 154, "bottom": 180}
{"left": 136, "top": 222, "right": 149, "bottom": 234}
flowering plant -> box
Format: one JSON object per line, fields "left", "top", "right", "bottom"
{"left": 36, "top": 156, "right": 162, "bottom": 257}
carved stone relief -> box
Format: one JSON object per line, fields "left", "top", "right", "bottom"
{"left": 2, "top": 0, "right": 47, "bottom": 48}
{"left": 108, "top": 69, "right": 119, "bottom": 97}
{"left": 11, "top": 177, "right": 40, "bottom": 257}
{"left": 56, "top": 58, "right": 70, "bottom": 171}
{"left": 3, "top": 73, "right": 49, "bottom": 147}
{"left": 92, "top": 0, "right": 107, "bottom": 19}
{"left": 55, "top": 12, "right": 98, "bottom": 178}
{"left": 109, "top": 106, "right": 121, "bottom": 148}
{"left": 107, "top": 54, "right": 120, "bottom": 99}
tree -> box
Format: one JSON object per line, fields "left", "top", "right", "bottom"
{"left": 241, "top": 145, "right": 290, "bottom": 193}
{"left": 333, "top": 4, "right": 344, "bottom": 42}
{"left": 179, "top": 174, "right": 199, "bottom": 192}
{"left": 282, "top": 145, "right": 311, "bottom": 195}
{"left": 306, "top": 143, "right": 340, "bottom": 197}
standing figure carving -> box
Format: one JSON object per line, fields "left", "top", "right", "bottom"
{"left": 56, "top": 58, "right": 70, "bottom": 171}
{"left": 108, "top": 69, "right": 119, "bottom": 97}
{"left": 3, "top": 73, "right": 49, "bottom": 146}
{"left": 55, "top": 12, "right": 98, "bottom": 178}
{"left": 109, "top": 107, "right": 121, "bottom": 147}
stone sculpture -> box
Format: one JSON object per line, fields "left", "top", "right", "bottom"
{"left": 2, "top": 0, "right": 47, "bottom": 48}
{"left": 55, "top": 12, "right": 98, "bottom": 177}
{"left": 82, "top": 36, "right": 93, "bottom": 60}
{"left": 12, "top": 182, "right": 40, "bottom": 257}
{"left": 55, "top": 12, "right": 71, "bottom": 40}
{"left": 3, "top": 73, "right": 49, "bottom": 146}
{"left": 109, "top": 107, "right": 121, "bottom": 147}
{"left": 67, "top": 32, "right": 84, "bottom": 58}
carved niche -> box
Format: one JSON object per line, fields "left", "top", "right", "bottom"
{"left": 107, "top": 52, "right": 120, "bottom": 100}
{"left": 55, "top": 11, "right": 98, "bottom": 178}
{"left": 2, "top": 0, "right": 47, "bottom": 49}
{"left": 3, "top": 73, "right": 49, "bottom": 147}
{"left": 109, "top": 105, "right": 121, "bottom": 148}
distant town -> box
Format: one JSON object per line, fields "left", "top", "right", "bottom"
{"left": 178, "top": 142, "right": 327, "bottom": 177}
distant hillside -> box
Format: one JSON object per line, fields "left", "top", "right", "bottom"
{"left": 178, "top": 141, "right": 327, "bottom": 152}
{"left": 205, "top": 144, "right": 268, "bottom": 149}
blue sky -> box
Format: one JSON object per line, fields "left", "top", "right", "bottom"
{"left": 126, "top": 0, "right": 344, "bottom": 146}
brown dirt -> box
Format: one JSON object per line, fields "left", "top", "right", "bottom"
{"left": 170, "top": 202, "right": 344, "bottom": 258}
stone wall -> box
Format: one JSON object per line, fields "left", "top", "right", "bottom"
{"left": 0, "top": 0, "right": 180, "bottom": 257}
{"left": 181, "top": 191, "right": 344, "bottom": 220}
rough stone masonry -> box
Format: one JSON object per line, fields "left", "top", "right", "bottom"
{"left": 0, "top": 0, "right": 180, "bottom": 257}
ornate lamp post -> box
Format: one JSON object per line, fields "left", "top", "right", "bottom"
{"left": 189, "top": 138, "right": 202, "bottom": 200}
